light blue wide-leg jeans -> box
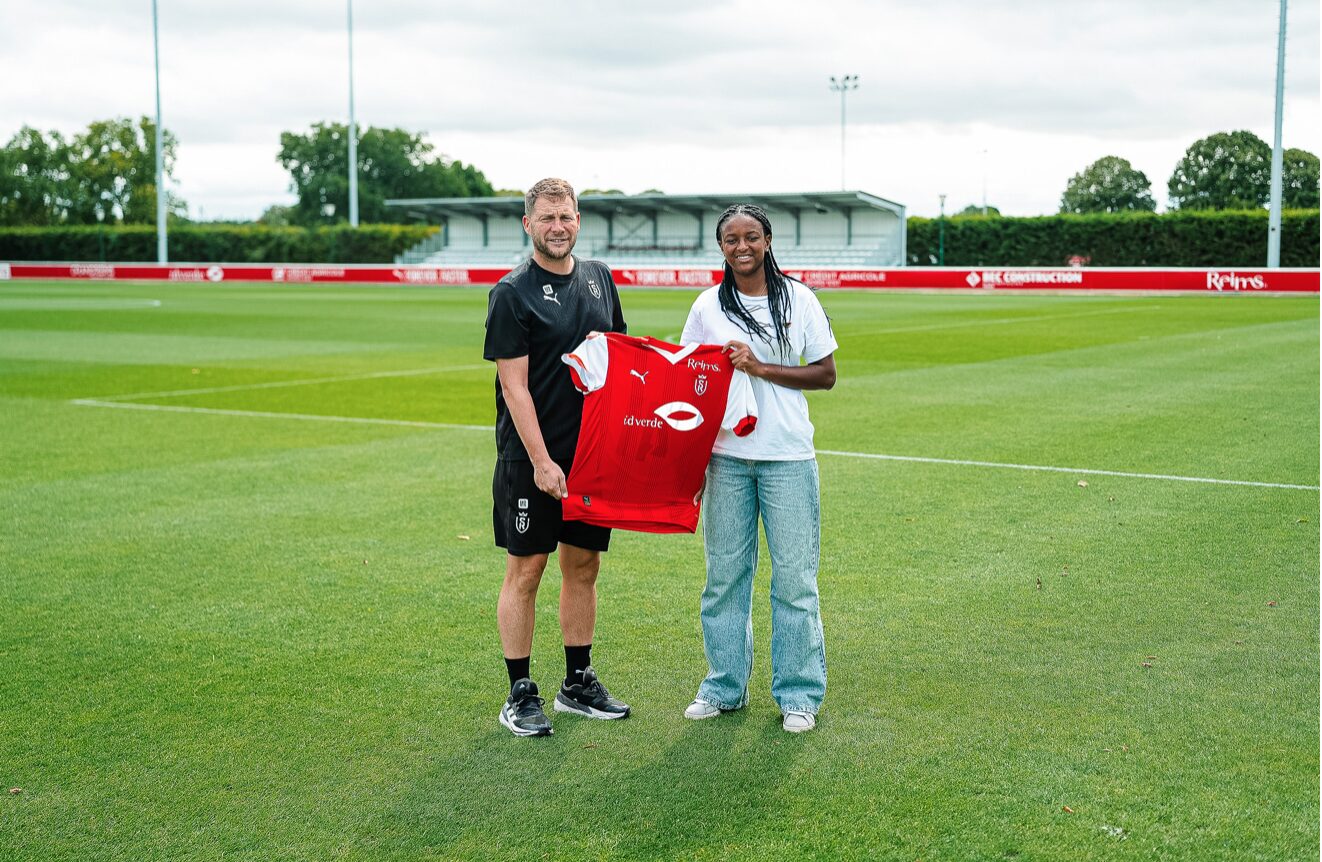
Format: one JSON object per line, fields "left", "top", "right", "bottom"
{"left": 697, "top": 454, "right": 827, "bottom": 714}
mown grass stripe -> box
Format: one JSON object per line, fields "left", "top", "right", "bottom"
{"left": 69, "top": 398, "right": 495, "bottom": 431}
{"left": 99, "top": 363, "right": 490, "bottom": 401}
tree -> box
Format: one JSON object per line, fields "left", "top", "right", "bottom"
{"left": 1059, "top": 156, "right": 1156, "bottom": 213}
{"left": 65, "top": 117, "right": 184, "bottom": 224}
{"left": 257, "top": 204, "right": 297, "bottom": 226}
{"left": 955, "top": 204, "right": 1000, "bottom": 217}
{"left": 0, "top": 126, "right": 74, "bottom": 225}
{"left": 276, "top": 123, "right": 494, "bottom": 225}
{"left": 1168, "top": 130, "right": 1271, "bottom": 210}
{"left": 1282, "top": 148, "right": 1320, "bottom": 209}
{"left": 0, "top": 117, "right": 184, "bottom": 225}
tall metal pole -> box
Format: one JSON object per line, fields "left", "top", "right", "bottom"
{"left": 347, "top": 0, "right": 359, "bottom": 227}
{"left": 981, "top": 149, "right": 988, "bottom": 216}
{"left": 839, "top": 81, "right": 846, "bottom": 190}
{"left": 1267, "top": 0, "right": 1288, "bottom": 266}
{"left": 829, "top": 75, "right": 859, "bottom": 190}
{"left": 938, "top": 193, "right": 946, "bottom": 265}
{"left": 152, "top": 0, "right": 167, "bottom": 262}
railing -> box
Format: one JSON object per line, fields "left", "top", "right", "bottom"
{"left": 396, "top": 240, "right": 895, "bottom": 268}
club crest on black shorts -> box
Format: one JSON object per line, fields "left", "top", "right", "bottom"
{"left": 492, "top": 459, "right": 612, "bottom": 556}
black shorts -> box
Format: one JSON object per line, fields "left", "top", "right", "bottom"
{"left": 492, "top": 458, "right": 612, "bottom": 556}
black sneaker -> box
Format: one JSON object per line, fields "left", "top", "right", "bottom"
{"left": 499, "top": 678, "right": 553, "bottom": 737}
{"left": 553, "top": 666, "right": 631, "bottom": 720}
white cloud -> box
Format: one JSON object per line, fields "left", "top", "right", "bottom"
{"left": 1, "top": 0, "right": 1316, "bottom": 219}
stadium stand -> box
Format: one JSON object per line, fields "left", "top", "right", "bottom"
{"left": 386, "top": 191, "right": 906, "bottom": 269}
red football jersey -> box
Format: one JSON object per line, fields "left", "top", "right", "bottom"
{"left": 560, "top": 333, "right": 757, "bottom": 533}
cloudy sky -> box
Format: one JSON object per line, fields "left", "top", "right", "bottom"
{"left": 2, "top": 0, "right": 1317, "bottom": 219}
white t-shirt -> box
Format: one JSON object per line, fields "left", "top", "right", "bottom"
{"left": 681, "top": 279, "right": 837, "bottom": 461}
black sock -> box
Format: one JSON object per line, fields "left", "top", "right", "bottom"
{"left": 564, "top": 644, "right": 592, "bottom": 687}
{"left": 505, "top": 656, "right": 531, "bottom": 689}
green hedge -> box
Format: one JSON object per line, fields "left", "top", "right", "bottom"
{"left": 0, "top": 224, "right": 438, "bottom": 264}
{"left": 2, "top": 212, "right": 1317, "bottom": 268}
{"left": 906, "top": 209, "right": 1320, "bottom": 267}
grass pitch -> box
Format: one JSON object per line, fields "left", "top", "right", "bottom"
{"left": 0, "top": 281, "right": 1317, "bottom": 861}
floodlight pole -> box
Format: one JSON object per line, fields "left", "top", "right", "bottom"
{"left": 1267, "top": 0, "right": 1287, "bottom": 266}
{"left": 152, "top": 0, "right": 167, "bottom": 262}
{"left": 347, "top": 0, "right": 360, "bottom": 227}
{"left": 829, "top": 75, "right": 859, "bottom": 190}
{"left": 938, "top": 193, "right": 946, "bottom": 265}
{"left": 981, "top": 149, "right": 988, "bottom": 216}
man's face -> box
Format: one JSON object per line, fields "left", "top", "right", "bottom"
{"left": 524, "top": 195, "right": 580, "bottom": 262}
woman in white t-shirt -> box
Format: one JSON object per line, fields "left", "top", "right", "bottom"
{"left": 679, "top": 204, "right": 838, "bottom": 733}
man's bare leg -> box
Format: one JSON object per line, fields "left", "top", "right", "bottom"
{"left": 498, "top": 552, "right": 549, "bottom": 662}
{"left": 558, "top": 543, "right": 599, "bottom": 648}
{"left": 496, "top": 551, "right": 556, "bottom": 736}
{"left": 552, "top": 543, "right": 630, "bottom": 719}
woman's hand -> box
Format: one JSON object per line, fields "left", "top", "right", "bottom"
{"left": 722, "top": 340, "right": 763, "bottom": 377}
{"left": 723, "top": 347, "right": 837, "bottom": 391}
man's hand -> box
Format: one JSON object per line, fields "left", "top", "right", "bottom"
{"left": 534, "top": 459, "right": 567, "bottom": 500}
{"left": 723, "top": 340, "right": 763, "bottom": 376}
{"left": 693, "top": 474, "right": 706, "bottom": 506}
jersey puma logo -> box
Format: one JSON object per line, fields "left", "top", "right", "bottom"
{"left": 630, "top": 369, "right": 649, "bottom": 384}
{"left": 542, "top": 293, "right": 561, "bottom": 306}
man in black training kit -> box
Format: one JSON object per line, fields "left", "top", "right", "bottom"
{"left": 483, "top": 177, "right": 631, "bottom": 737}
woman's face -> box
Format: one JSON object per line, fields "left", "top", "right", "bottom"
{"left": 719, "top": 213, "right": 770, "bottom": 278}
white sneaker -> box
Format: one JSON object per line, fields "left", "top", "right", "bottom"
{"left": 783, "top": 710, "right": 816, "bottom": 733}
{"left": 683, "top": 699, "right": 722, "bottom": 720}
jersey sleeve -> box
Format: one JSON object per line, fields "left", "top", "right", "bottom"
{"left": 561, "top": 334, "right": 611, "bottom": 394}
{"left": 798, "top": 285, "right": 839, "bottom": 364}
{"left": 722, "top": 369, "right": 758, "bottom": 437}
{"left": 483, "top": 281, "right": 529, "bottom": 360}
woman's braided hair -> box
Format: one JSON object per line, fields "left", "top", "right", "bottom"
{"left": 715, "top": 204, "right": 793, "bottom": 354}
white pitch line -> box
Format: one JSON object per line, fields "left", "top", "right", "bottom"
{"left": 70, "top": 399, "right": 494, "bottom": 431}
{"left": 814, "top": 449, "right": 1318, "bottom": 491}
{"left": 67, "top": 396, "right": 1315, "bottom": 492}
{"left": 99, "top": 363, "right": 490, "bottom": 401}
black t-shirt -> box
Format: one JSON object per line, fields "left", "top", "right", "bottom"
{"left": 483, "top": 257, "right": 627, "bottom": 461}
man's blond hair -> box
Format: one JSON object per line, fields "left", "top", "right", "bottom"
{"left": 524, "top": 178, "right": 577, "bottom": 218}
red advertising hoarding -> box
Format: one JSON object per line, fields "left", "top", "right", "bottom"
{"left": 1, "top": 262, "right": 1317, "bottom": 293}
